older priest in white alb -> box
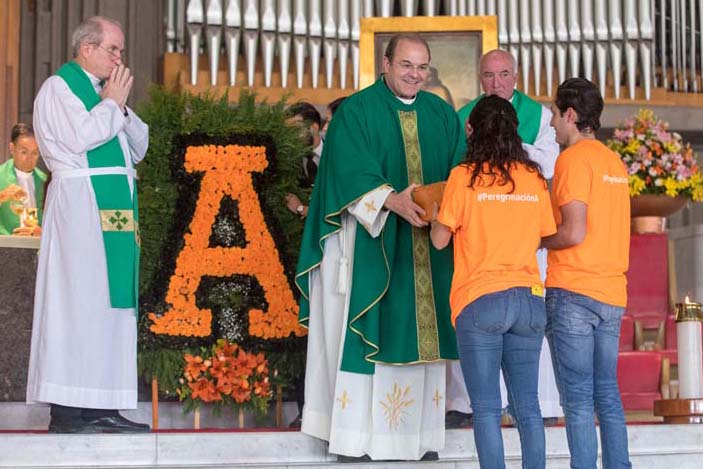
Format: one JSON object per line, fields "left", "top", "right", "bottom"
{"left": 27, "top": 16, "right": 149, "bottom": 433}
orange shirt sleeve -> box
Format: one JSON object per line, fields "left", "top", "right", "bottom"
{"left": 552, "top": 152, "right": 592, "bottom": 208}
{"left": 540, "top": 183, "right": 557, "bottom": 237}
{"left": 437, "top": 166, "right": 467, "bottom": 232}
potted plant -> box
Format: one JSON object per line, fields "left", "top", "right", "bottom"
{"left": 607, "top": 109, "right": 703, "bottom": 232}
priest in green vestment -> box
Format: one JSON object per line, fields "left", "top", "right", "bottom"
{"left": 446, "top": 49, "right": 562, "bottom": 429}
{"left": 294, "top": 34, "right": 464, "bottom": 461}
{"left": 0, "top": 124, "right": 47, "bottom": 235}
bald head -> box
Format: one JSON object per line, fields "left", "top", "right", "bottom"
{"left": 479, "top": 49, "right": 518, "bottom": 100}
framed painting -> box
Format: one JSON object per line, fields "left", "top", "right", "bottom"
{"left": 359, "top": 16, "right": 498, "bottom": 110}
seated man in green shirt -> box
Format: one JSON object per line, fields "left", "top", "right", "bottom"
{"left": 0, "top": 123, "right": 47, "bottom": 235}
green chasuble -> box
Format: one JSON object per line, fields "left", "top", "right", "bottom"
{"left": 457, "top": 90, "right": 542, "bottom": 145}
{"left": 56, "top": 61, "right": 140, "bottom": 309}
{"left": 296, "top": 78, "right": 464, "bottom": 374}
{"left": 0, "top": 160, "right": 47, "bottom": 235}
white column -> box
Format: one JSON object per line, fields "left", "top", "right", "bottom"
{"left": 186, "top": 0, "right": 204, "bottom": 86}
{"left": 639, "top": 0, "right": 655, "bottom": 99}
{"left": 530, "top": 0, "right": 543, "bottom": 95}
{"left": 205, "top": 0, "right": 223, "bottom": 86}
{"left": 519, "top": 0, "right": 532, "bottom": 93}
{"left": 424, "top": 0, "right": 440, "bottom": 16}
{"left": 566, "top": 0, "right": 581, "bottom": 78}
{"left": 352, "top": 0, "right": 362, "bottom": 89}
{"left": 594, "top": 0, "right": 608, "bottom": 98}
{"left": 400, "top": 0, "right": 418, "bottom": 16}
{"left": 261, "top": 0, "right": 277, "bottom": 87}
{"left": 309, "top": 0, "right": 323, "bottom": 88}
{"left": 293, "top": 0, "right": 307, "bottom": 88}
{"left": 580, "top": 0, "right": 595, "bottom": 82}
{"left": 486, "top": 0, "right": 497, "bottom": 14}
{"left": 323, "top": 0, "right": 337, "bottom": 88}
{"left": 555, "top": 0, "right": 568, "bottom": 84}
{"left": 376, "top": 0, "right": 393, "bottom": 17}
{"left": 498, "top": 0, "right": 509, "bottom": 49}
{"left": 508, "top": 0, "right": 520, "bottom": 68}
{"left": 243, "top": 0, "right": 259, "bottom": 87}
{"left": 542, "top": 0, "right": 555, "bottom": 96}
{"left": 609, "top": 0, "right": 624, "bottom": 98}
{"left": 688, "top": 0, "right": 697, "bottom": 92}
{"left": 224, "top": 0, "right": 242, "bottom": 86}
{"left": 278, "top": 0, "right": 293, "bottom": 88}
{"left": 338, "top": 0, "right": 351, "bottom": 89}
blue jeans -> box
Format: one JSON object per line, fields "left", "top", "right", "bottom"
{"left": 455, "top": 287, "right": 546, "bottom": 469}
{"left": 545, "top": 288, "right": 631, "bottom": 469}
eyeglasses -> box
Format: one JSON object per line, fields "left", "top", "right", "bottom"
{"left": 481, "top": 71, "right": 514, "bottom": 80}
{"left": 92, "top": 43, "right": 125, "bottom": 61}
{"left": 394, "top": 61, "right": 430, "bottom": 74}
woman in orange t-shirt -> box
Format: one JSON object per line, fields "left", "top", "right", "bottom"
{"left": 431, "top": 95, "right": 556, "bottom": 469}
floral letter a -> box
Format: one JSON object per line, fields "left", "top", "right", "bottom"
{"left": 149, "top": 144, "right": 305, "bottom": 339}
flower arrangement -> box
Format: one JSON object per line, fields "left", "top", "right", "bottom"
{"left": 176, "top": 339, "right": 272, "bottom": 415}
{"left": 607, "top": 109, "right": 703, "bottom": 201}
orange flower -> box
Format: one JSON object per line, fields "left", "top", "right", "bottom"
{"left": 189, "top": 378, "right": 221, "bottom": 403}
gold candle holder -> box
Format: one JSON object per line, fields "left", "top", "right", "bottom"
{"left": 675, "top": 300, "right": 703, "bottom": 322}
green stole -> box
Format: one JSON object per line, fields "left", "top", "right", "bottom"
{"left": 56, "top": 61, "right": 139, "bottom": 309}
{"left": 0, "top": 160, "right": 47, "bottom": 235}
{"left": 457, "top": 90, "right": 542, "bottom": 144}
{"left": 295, "top": 78, "right": 463, "bottom": 374}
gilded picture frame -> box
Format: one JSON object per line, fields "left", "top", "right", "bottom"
{"left": 359, "top": 16, "right": 498, "bottom": 110}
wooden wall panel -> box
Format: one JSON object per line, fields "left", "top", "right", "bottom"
{"left": 17, "top": 0, "right": 164, "bottom": 139}
{"left": 1, "top": 0, "right": 21, "bottom": 160}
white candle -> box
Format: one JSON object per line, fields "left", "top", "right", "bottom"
{"left": 677, "top": 298, "right": 703, "bottom": 399}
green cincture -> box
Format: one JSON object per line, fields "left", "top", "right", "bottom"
{"left": 457, "top": 89, "right": 542, "bottom": 145}
{"left": 56, "top": 61, "right": 139, "bottom": 310}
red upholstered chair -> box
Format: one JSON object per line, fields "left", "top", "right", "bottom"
{"left": 626, "top": 233, "right": 669, "bottom": 348}
{"left": 617, "top": 351, "right": 670, "bottom": 411}
{"left": 619, "top": 315, "right": 635, "bottom": 351}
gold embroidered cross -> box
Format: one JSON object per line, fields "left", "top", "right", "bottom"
{"left": 433, "top": 388, "right": 443, "bottom": 408}
{"left": 337, "top": 390, "right": 352, "bottom": 409}
{"left": 364, "top": 200, "right": 377, "bottom": 213}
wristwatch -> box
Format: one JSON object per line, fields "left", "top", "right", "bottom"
{"left": 296, "top": 204, "right": 305, "bottom": 215}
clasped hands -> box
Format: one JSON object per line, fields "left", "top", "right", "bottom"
{"left": 100, "top": 64, "right": 133, "bottom": 112}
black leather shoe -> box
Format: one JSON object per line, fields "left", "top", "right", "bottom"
{"left": 288, "top": 412, "right": 302, "bottom": 429}
{"left": 421, "top": 451, "right": 439, "bottom": 461}
{"left": 337, "top": 454, "right": 372, "bottom": 463}
{"left": 82, "top": 414, "right": 150, "bottom": 433}
{"left": 48, "top": 417, "right": 94, "bottom": 434}
{"left": 445, "top": 410, "right": 473, "bottom": 429}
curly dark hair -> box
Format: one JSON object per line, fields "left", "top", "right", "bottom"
{"left": 465, "top": 95, "right": 546, "bottom": 192}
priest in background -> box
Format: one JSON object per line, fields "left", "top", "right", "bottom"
{"left": 295, "top": 33, "right": 463, "bottom": 462}
{"left": 27, "top": 16, "right": 149, "bottom": 433}
{"left": 0, "top": 123, "right": 47, "bottom": 235}
{"left": 447, "top": 48, "right": 562, "bottom": 429}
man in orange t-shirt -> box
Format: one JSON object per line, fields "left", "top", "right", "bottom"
{"left": 542, "top": 78, "right": 632, "bottom": 469}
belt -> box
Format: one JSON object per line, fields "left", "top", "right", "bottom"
{"left": 52, "top": 167, "right": 137, "bottom": 180}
